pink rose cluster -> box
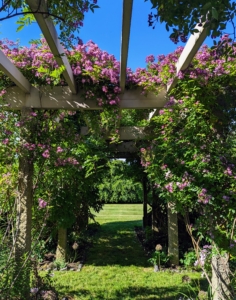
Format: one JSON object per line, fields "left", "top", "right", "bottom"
{"left": 38, "top": 198, "right": 47, "bottom": 209}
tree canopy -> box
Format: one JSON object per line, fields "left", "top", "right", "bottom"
{"left": 98, "top": 159, "right": 143, "bottom": 203}
{"left": 147, "top": 0, "right": 236, "bottom": 43}
{"left": 0, "top": 0, "right": 99, "bottom": 45}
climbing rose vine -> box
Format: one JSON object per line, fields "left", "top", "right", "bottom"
{"left": 139, "top": 35, "right": 236, "bottom": 297}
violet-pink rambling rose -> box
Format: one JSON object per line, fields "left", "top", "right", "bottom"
{"left": 42, "top": 149, "right": 50, "bottom": 158}
{"left": 145, "top": 55, "right": 155, "bottom": 63}
{"left": 56, "top": 146, "right": 63, "bottom": 153}
{"left": 165, "top": 182, "right": 173, "bottom": 193}
{"left": 223, "top": 195, "right": 230, "bottom": 201}
{"left": 157, "top": 54, "right": 165, "bottom": 62}
{"left": 102, "top": 86, "right": 108, "bottom": 93}
{"left": 0, "top": 90, "right": 6, "bottom": 97}
{"left": 2, "top": 138, "right": 9, "bottom": 145}
{"left": 224, "top": 167, "right": 232, "bottom": 176}
{"left": 38, "top": 198, "right": 47, "bottom": 209}
{"left": 30, "top": 288, "right": 39, "bottom": 294}
{"left": 114, "top": 86, "right": 121, "bottom": 93}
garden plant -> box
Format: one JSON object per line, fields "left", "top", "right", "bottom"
{"left": 0, "top": 1, "right": 236, "bottom": 299}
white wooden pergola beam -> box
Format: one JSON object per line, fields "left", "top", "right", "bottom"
{"left": 0, "top": 50, "right": 31, "bottom": 94}
{"left": 149, "top": 24, "right": 208, "bottom": 120}
{"left": 109, "top": 141, "right": 138, "bottom": 153}
{"left": 167, "top": 24, "right": 209, "bottom": 92}
{"left": 5, "top": 86, "right": 166, "bottom": 110}
{"left": 26, "top": 0, "right": 77, "bottom": 94}
{"left": 81, "top": 126, "right": 147, "bottom": 140}
{"left": 120, "top": 0, "right": 133, "bottom": 93}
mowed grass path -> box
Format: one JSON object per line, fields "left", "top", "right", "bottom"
{"left": 87, "top": 204, "right": 147, "bottom": 267}
{"left": 53, "top": 204, "right": 204, "bottom": 299}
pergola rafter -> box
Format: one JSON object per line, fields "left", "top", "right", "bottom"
{"left": 167, "top": 23, "right": 209, "bottom": 92}
{"left": 26, "top": 0, "right": 77, "bottom": 94}
{"left": 148, "top": 23, "right": 209, "bottom": 119}
{"left": 0, "top": 49, "right": 31, "bottom": 94}
{"left": 120, "top": 0, "right": 133, "bottom": 93}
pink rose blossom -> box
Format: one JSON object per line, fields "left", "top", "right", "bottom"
{"left": 38, "top": 198, "right": 47, "bottom": 209}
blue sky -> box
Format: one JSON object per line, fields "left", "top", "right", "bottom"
{"left": 0, "top": 0, "right": 217, "bottom": 70}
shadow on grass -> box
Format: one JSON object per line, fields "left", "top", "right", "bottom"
{"left": 87, "top": 220, "right": 148, "bottom": 267}
{"left": 59, "top": 280, "right": 208, "bottom": 300}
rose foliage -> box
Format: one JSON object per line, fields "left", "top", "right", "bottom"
{"left": 0, "top": 33, "right": 236, "bottom": 295}
{"left": 140, "top": 35, "right": 236, "bottom": 291}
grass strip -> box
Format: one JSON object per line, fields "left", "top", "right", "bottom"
{"left": 51, "top": 204, "right": 207, "bottom": 299}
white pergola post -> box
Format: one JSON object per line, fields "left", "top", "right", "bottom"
{"left": 14, "top": 107, "right": 35, "bottom": 299}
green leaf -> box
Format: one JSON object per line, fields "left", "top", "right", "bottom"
{"left": 151, "top": 0, "right": 158, "bottom": 9}
{"left": 212, "top": 7, "right": 218, "bottom": 20}
{"left": 38, "top": 66, "right": 47, "bottom": 73}
{"left": 16, "top": 20, "right": 24, "bottom": 25}
{"left": 202, "top": 2, "right": 212, "bottom": 11}
{"left": 16, "top": 25, "right": 24, "bottom": 32}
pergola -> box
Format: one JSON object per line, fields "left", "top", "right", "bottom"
{"left": 0, "top": 2, "right": 211, "bottom": 296}
{"left": 2, "top": 0, "right": 208, "bottom": 125}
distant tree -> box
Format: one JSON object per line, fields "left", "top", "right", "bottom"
{"left": 98, "top": 159, "right": 143, "bottom": 204}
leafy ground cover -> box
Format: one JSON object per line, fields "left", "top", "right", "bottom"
{"left": 50, "top": 204, "right": 208, "bottom": 299}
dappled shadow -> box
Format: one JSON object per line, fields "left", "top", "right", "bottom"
{"left": 100, "top": 220, "right": 143, "bottom": 230}
{"left": 86, "top": 219, "right": 148, "bottom": 267}
{"left": 58, "top": 279, "right": 208, "bottom": 300}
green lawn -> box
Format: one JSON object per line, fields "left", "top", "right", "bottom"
{"left": 51, "top": 204, "right": 207, "bottom": 299}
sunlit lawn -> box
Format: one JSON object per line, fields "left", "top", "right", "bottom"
{"left": 51, "top": 204, "right": 207, "bottom": 299}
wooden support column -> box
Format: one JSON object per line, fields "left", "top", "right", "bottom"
{"left": 152, "top": 189, "right": 159, "bottom": 232}
{"left": 82, "top": 202, "right": 89, "bottom": 230}
{"left": 142, "top": 174, "right": 148, "bottom": 228}
{"left": 212, "top": 253, "right": 232, "bottom": 300}
{"left": 167, "top": 202, "right": 179, "bottom": 265}
{"left": 56, "top": 228, "right": 67, "bottom": 261}
{"left": 14, "top": 107, "right": 35, "bottom": 299}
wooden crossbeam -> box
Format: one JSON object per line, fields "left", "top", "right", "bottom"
{"left": 26, "top": 0, "right": 77, "bottom": 94}
{"left": 5, "top": 86, "right": 166, "bottom": 110}
{"left": 81, "top": 126, "right": 147, "bottom": 140}
{"left": 0, "top": 50, "right": 31, "bottom": 94}
{"left": 109, "top": 141, "right": 138, "bottom": 154}
{"left": 120, "top": 0, "right": 133, "bottom": 93}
